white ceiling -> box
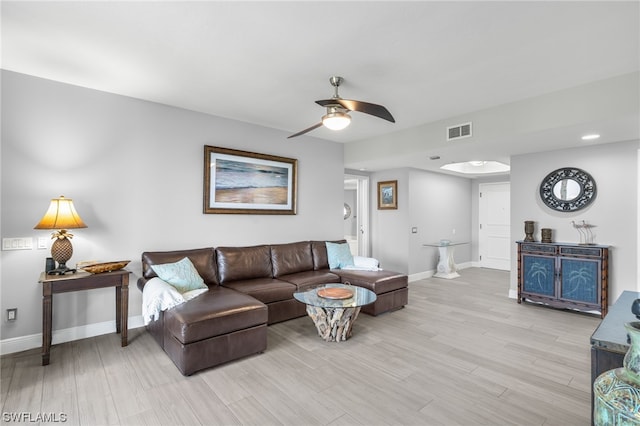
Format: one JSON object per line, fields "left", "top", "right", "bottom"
{"left": 2, "top": 1, "right": 639, "bottom": 175}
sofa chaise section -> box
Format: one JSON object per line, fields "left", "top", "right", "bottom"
{"left": 162, "top": 287, "right": 267, "bottom": 376}
{"left": 138, "top": 248, "right": 268, "bottom": 375}
{"left": 333, "top": 269, "right": 408, "bottom": 316}
{"left": 310, "top": 240, "right": 408, "bottom": 316}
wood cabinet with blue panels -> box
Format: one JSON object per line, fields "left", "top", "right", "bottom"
{"left": 517, "top": 241, "right": 609, "bottom": 318}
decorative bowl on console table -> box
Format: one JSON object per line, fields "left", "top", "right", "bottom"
{"left": 79, "top": 260, "right": 130, "bottom": 274}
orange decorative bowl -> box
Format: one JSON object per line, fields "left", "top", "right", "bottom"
{"left": 81, "top": 260, "right": 130, "bottom": 274}
{"left": 317, "top": 287, "right": 354, "bottom": 299}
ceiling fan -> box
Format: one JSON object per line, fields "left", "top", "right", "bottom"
{"left": 288, "top": 76, "right": 395, "bottom": 139}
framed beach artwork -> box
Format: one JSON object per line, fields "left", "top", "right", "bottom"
{"left": 377, "top": 180, "right": 398, "bottom": 210}
{"left": 204, "top": 146, "right": 297, "bottom": 214}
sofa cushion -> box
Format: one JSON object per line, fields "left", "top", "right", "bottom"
{"left": 142, "top": 248, "right": 218, "bottom": 287}
{"left": 164, "top": 286, "right": 267, "bottom": 345}
{"left": 222, "top": 278, "right": 297, "bottom": 304}
{"left": 216, "top": 245, "right": 273, "bottom": 283}
{"left": 334, "top": 269, "right": 408, "bottom": 295}
{"left": 150, "top": 257, "right": 208, "bottom": 293}
{"left": 311, "top": 240, "right": 346, "bottom": 270}
{"left": 326, "top": 241, "right": 355, "bottom": 269}
{"left": 278, "top": 270, "right": 341, "bottom": 290}
{"left": 271, "top": 241, "right": 314, "bottom": 277}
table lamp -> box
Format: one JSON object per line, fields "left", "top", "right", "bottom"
{"left": 34, "top": 196, "right": 87, "bottom": 275}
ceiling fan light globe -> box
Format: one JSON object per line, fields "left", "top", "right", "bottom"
{"left": 322, "top": 112, "right": 351, "bottom": 131}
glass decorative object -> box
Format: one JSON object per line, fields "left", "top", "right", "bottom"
{"left": 593, "top": 321, "right": 640, "bottom": 425}
{"left": 572, "top": 220, "right": 596, "bottom": 245}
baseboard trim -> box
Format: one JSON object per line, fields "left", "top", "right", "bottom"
{"left": 409, "top": 262, "right": 473, "bottom": 283}
{"left": 409, "top": 270, "right": 434, "bottom": 282}
{"left": 0, "top": 315, "right": 144, "bottom": 356}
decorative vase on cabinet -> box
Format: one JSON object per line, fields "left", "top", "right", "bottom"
{"left": 593, "top": 321, "right": 640, "bottom": 425}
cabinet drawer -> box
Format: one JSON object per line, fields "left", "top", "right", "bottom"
{"left": 559, "top": 246, "right": 604, "bottom": 258}
{"left": 520, "top": 243, "right": 557, "bottom": 255}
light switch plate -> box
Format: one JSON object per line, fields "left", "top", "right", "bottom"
{"left": 37, "top": 237, "right": 48, "bottom": 249}
{"left": 2, "top": 238, "right": 33, "bottom": 250}
{"left": 7, "top": 308, "right": 17, "bottom": 321}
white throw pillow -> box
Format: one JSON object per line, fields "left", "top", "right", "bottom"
{"left": 150, "top": 257, "right": 207, "bottom": 293}
{"left": 326, "top": 242, "right": 355, "bottom": 269}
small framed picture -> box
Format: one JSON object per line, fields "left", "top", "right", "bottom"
{"left": 377, "top": 180, "right": 398, "bottom": 210}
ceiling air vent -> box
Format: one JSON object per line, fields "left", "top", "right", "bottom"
{"left": 447, "top": 122, "right": 472, "bottom": 141}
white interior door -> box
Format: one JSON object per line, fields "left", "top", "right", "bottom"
{"left": 479, "top": 182, "right": 511, "bottom": 270}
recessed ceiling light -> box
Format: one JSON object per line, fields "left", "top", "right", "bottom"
{"left": 468, "top": 160, "right": 486, "bottom": 167}
{"left": 581, "top": 134, "right": 600, "bottom": 141}
{"left": 429, "top": 155, "right": 441, "bottom": 160}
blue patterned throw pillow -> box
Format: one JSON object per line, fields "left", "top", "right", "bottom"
{"left": 150, "top": 257, "right": 207, "bottom": 293}
{"left": 326, "top": 242, "right": 355, "bottom": 269}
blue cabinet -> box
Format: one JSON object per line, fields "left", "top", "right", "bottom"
{"left": 517, "top": 242, "right": 609, "bottom": 318}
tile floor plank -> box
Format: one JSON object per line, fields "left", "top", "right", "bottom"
{"left": 1, "top": 268, "right": 603, "bottom": 425}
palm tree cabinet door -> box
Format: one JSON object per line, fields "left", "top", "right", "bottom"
{"left": 559, "top": 258, "right": 599, "bottom": 304}
{"left": 522, "top": 255, "right": 555, "bottom": 297}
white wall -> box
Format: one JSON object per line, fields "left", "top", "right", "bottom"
{"left": 370, "top": 168, "right": 472, "bottom": 276}
{"left": 408, "top": 169, "right": 472, "bottom": 275}
{"left": 1, "top": 71, "right": 344, "bottom": 345}
{"left": 370, "top": 169, "right": 410, "bottom": 273}
{"left": 510, "top": 140, "right": 640, "bottom": 303}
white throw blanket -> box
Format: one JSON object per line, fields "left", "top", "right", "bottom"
{"left": 341, "top": 256, "right": 381, "bottom": 271}
{"left": 142, "top": 277, "right": 208, "bottom": 325}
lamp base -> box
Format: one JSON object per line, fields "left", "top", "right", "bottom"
{"left": 50, "top": 237, "right": 76, "bottom": 275}
{"left": 47, "top": 264, "right": 77, "bottom": 275}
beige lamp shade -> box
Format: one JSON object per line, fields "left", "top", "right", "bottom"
{"left": 34, "top": 196, "right": 87, "bottom": 230}
{"left": 34, "top": 196, "right": 87, "bottom": 275}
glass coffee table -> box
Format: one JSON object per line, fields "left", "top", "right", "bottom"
{"left": 293, "top": 283, "right": 376, "bottom": 342}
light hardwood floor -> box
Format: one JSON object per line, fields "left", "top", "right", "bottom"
{"left": 1, "top": 268, "right": 601, "bottom": 425}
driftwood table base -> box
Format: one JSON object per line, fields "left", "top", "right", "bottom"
{"left": 305, "top": 305, "right": 361, "bottom": 342}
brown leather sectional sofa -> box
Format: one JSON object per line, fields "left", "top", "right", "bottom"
{"left": 138, "top": 240, "right": 408, "bottom": 375}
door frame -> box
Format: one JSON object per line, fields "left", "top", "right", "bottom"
{"left": 345, "top": 173, "right": 370, "bottom": 257}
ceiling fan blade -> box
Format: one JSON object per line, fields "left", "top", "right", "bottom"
{"left": 335, "top": 99, "right": 395, "bottom": 123}
{"left": 287, "top": 122, "right": 323, "bottom": 139}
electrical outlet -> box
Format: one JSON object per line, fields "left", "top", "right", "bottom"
{"left": 7, "top": 308, "right": 17, "bottom": 321}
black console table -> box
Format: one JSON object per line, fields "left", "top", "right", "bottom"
{"left": 590, "top": 290, "right": 639, "bottom": 423}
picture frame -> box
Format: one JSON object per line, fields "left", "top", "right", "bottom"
{"left": 377, "top": 180, "right": 398, "bottom": 210}
{"left": 204, "top": 145, "right": 297, "bottom": 214}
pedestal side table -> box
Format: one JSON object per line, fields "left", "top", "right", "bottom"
{"left": 423, "top": 241, "right": 469, "bottom": 279}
